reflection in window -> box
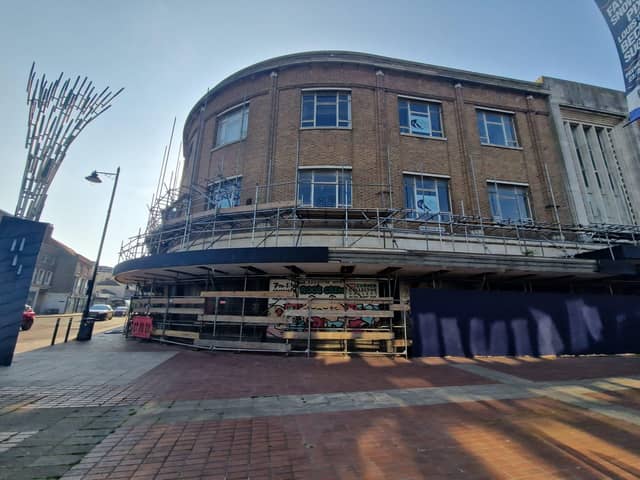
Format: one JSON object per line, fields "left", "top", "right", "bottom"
{"left": 215, "top": 104, "right": 249, "bottom": 148}
{"left": 477, "top": 110, "right": 518, "bottom": 147}
{"left": 298, "top": 169, "right": 352, "bottom": 207}
{"left": 403, "top": 175, "right": 451, "bottom": 221}
{"left": 488, "top": 182, "right": 532, "bottom": 223}
{"left": 207, "top": 177, "right": 242, "bottom": 209}
{"left": 398, "top": 99, "right": 443, "bottom": 138}
{"left": 301, "top": 91, "right": 351, "bottom": 128}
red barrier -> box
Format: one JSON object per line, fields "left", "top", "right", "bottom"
{"left": 131, "top": 315, "right": 153, "bottom": 339}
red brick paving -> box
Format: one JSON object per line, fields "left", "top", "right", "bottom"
{"left": 130, "top": 352, "right": 494, "bottom": 401}
{"left": 67, "top": 396, "right": 640, "bottom": 480}
{"left": 474, "top": 356, "right": 640, "bottom": 382}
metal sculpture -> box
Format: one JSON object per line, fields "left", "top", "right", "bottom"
{"left": 15, "top": 62, "right": 124, "bottom": 221}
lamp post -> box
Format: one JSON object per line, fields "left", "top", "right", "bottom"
{"left": 77, "top": 167, "right": 120, "bottom": 341}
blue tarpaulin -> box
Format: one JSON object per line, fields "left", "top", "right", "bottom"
{"left": 410, "top": 288, "right": 640, "bottom": 357}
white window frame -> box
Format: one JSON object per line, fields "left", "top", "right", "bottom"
{"left": 476, "top": 109, "right": 519, "bottom": 148}
{"left": 297, "top": 168, "right": 352, "bottom": 208}
{"left": 206, "top": 175, "right": 242, "bottom": 210}
{"left": 487, "top": 181, "right": 532, "bottom": 223}
{"left": 403, "top": 173, "right": 451, "bottom": 221}
{"left": 300, "top": 91, "right": 351, "bottom": 129}
{"left": 398, "top": 97, "right": 444, "bottom": 138}
{"left": 215, "top": 103, "right": 249, "bottom": 148}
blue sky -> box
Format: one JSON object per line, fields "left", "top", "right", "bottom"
{"left": 0, "top": 0, "right": 624, "bottom": 267}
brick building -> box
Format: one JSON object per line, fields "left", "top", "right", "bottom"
{"left": 114, "top": 52, "right": 640, "bottom": 356}
{"left": 28, "top": 237, "right": 94, "bottom": 314}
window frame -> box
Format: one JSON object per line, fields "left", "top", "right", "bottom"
{"left": 214, "top": 103, "right": 249, "bottom": 148}
{"left": 300, "top": 90, "right": 352, "bottom": 129}
{"left": 398, "top": 97, "right": 445, "bottom": 139}
{"left": 487, "top": 181, "right": 532, "bottom": 223}
{"left": 297, "top": 167, "right": 352, "bottom": 208}
{"left": 403, "top": 173, "right": 452, "bottom": 222}
{"left": 206, "top": 175, "right": 243, "bottom": 210}
{"left": 476, "top": 108, "right": 519, "bottom": 148}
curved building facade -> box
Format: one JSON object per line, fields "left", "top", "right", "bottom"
{"left": 115, "top": 52, "right": 640, "bottom": 356}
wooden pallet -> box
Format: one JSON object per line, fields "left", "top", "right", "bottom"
{"left": 151, "top": 328, "right": 199, "bottom": 339}
{"left": 281, "top": 331, "right": 394, "bottom": 341}
{"left": 198, "top": 314, "right": 291, "bottom": 325}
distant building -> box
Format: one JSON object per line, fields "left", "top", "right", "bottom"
{"left": 28, "top": 238, "right": 93, "bottom": 314}
{"left": 540, "top": 77, "right": 640, "bottom": 226}
{"left": 93, "top": 265, "right": 132, "bottom": 306}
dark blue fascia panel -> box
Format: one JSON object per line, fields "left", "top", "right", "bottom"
{"left": 0, "top": 217, "right": 50, "bottom": 366}
{"left": 113, "top": 247, "right": 330, "bottom": 276}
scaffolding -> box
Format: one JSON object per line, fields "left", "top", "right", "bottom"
{"left": 120, "top": 180, "right": 640, "bottom": 356}
{"left": 129, "top": 285, "right": 410, "bottom": 357}
{"left": 119, "top": 181, "right": 640, "bottom": 264}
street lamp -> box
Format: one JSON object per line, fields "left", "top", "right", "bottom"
{"left": 77, "top": 167, "right": 121, "bottom": 341}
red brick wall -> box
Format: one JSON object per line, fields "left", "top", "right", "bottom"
{"left": 181, "top": 57, "right": 569, "bottom": 223}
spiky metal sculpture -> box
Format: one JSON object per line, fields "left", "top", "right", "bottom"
{"left": 15, "top": 63, "right": 124, "bottom": 221}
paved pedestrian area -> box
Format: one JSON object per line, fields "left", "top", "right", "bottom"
{"left": 0, "top": 333, "right": 638, "bottom": 479}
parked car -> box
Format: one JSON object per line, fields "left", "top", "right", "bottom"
{"left": 114, "top": 306, "right": 129, "bottom": 317}
{"left": 21, "top": 305, "right": 35, "bottom": 331}
{"left": 89, "top": 304, "right": 113, "bottom": 320}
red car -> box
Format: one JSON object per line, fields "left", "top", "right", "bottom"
{"left": 22, "top": 305, "right": 35, "bottom": 331}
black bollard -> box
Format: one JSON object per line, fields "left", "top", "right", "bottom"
{"left": 64, "top": 318, "right": 73, "bottom": 343}
{"left": 51, "top": 318, "right": 60, "bottom": 346}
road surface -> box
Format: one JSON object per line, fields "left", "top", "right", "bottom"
{"left": 15, "top": 313, "right": 127, "bottom": 354}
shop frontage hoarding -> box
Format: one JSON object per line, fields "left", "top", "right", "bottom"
{"left": 267, "top": 279, "right": 382, "bottom": 337}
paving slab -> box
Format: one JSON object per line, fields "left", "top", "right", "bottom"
{"left": 0, "top": 332, "right": 639, "bottom": 479}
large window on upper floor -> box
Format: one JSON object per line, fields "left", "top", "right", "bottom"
{"left": 403, "top": 174, "right": 451, "bottom": 221}
{"left": 476, "top": 109, "right": 519, "bottom": 148}
{"left": 488, "top": 181, "right": 532, "bottom": 223}
{"left": 301, "top": 91, "right": 351, "bottom": 128}
{"left": 398, "top": 98, "right": 444, "bottom": 138}
{"left": 206, "top": 176, "right": 242, "bottom": 209}
{"left": 215, "top": 103, "right": 249, "bottom": 148}
{"left": 298, "top": 169, "right": 352, "bottom": 207}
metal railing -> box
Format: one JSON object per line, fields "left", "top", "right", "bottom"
{"left": 119, "top": 181, "right": 640, "bottom": 263}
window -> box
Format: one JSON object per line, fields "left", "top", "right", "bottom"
{"left": 477, "top": 110, "right": 518, "bottom": 147}
{"left": 215, "top": 104, "right": 249, "bottom": 147}
{"left": 298, "top": 169, "right": 352, "bottom": 207}
{"left": 403, "top": 175, "right": 451, "bottom": 221}
{"left": 398, "top": 99, "right": 443, "bottom": 138}
{"left": 206, "top": 177, "right": 242, "bottom": 209}
{"left": 569, "top": 125, "right": 590, "bottom": 188}
{"left": 301, "top": 91, "right": 351, "bottom": 128}
{"left": 488, "top": 182, "right": 532, "bottom": 223}
{"left": 595, "top": 127, "right": 617, "bottom": 192}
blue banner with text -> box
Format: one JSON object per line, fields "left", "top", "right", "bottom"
{"left": 595, "top": 0, "right": 640, "bottom": 122}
